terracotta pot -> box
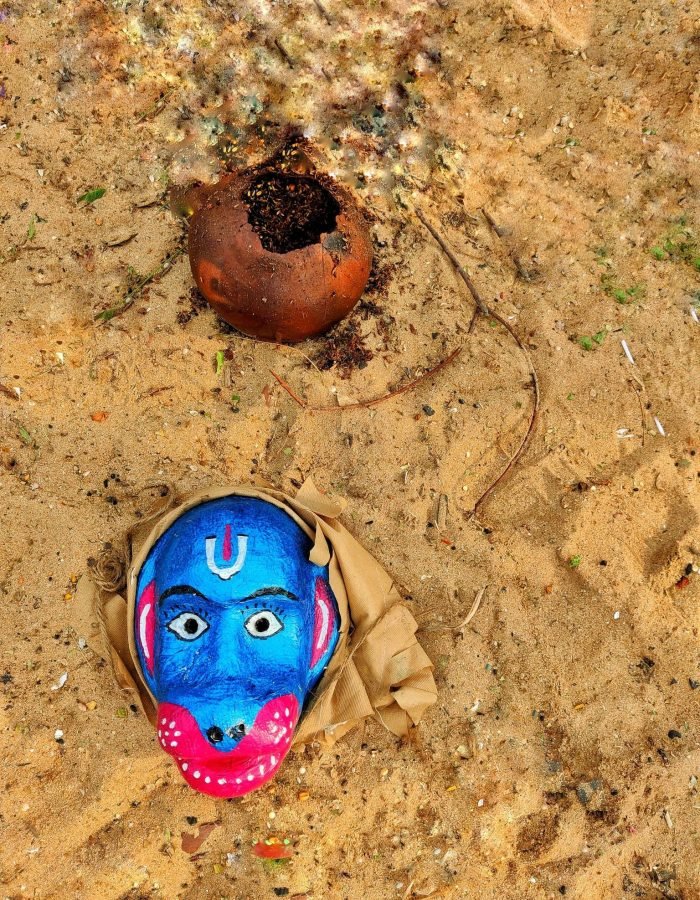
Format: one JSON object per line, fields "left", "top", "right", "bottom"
{"left": 187, "top": 166, "right": 372, "bottom": 343}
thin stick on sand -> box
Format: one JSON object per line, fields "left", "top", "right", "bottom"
{"left": 270, "top": 346, "right": 462, "bottom": 412}
{"left": 415, "top": 207, "right": 540, "bottom": 519}
{"left": 482, "top": 207, "right": 533, "bottom": 282}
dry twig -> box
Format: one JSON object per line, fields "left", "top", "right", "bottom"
{"left": 416, "top": 207, "right": 540, "bottom": 518}
{"left": 274, "top": 38, "right": 295, "bottom": 68}
{"left": 0, "top": 382, "right": 20, "bottom": 400}
{"left": 482, "top": 207, "right": 532, "bottom": 281}
{"left": 270, "top": 347, "right": 461, "bottom": 412}
{"left": 419, "top": 586, "right": 488, "bottom": 637}
{"left": 95, "top": 248, "right": 184, "bottom": 323}
{"left": 313, "top": 0, "right": 333, "bottom": 24}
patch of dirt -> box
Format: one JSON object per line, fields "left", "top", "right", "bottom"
{"left": 312, "top": 319, "right": 374, "bottom": 378}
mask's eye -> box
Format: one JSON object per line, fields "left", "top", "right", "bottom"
{"left": 244, "top": 610, "right": 283, "bottom": 639}
{"left": 167, "top": 612, "right": 209, "bottom": 641}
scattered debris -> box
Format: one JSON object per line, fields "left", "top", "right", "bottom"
{"left": 77, "top": 187, "right": 106, "bottom": 205}
{"left": 313, "top": 320, "right": 373, "bottom": 378}
{"left": 620, "top": 339, "right": 635, "bottom": 365}
{"left": 181, "top": 822, "right": 218, "bottom": 854}
{"left": 50, "top": 672, "right": 68, "bottom": 691}
{"left": 252, "top": 837, "right": 293, "bottom": 860}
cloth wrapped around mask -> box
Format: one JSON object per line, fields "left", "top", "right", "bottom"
{"left": 75, "top": 480, "right": 437, "bottom": 799}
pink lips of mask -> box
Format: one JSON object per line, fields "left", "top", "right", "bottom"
{"left": 157, "top": 694, "right": 300, "bottom": 798}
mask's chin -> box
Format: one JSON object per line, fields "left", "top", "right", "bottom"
{"left": 157, "top": 694, "right": 300, "bottom": 799}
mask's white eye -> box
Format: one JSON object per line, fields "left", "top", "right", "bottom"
{"left": 244, "top": 610, "right": 283, "bottom": 639}
{"left": 167, "top": 612, "right": 209, "bottom": 641}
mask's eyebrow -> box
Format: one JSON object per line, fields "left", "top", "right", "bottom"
{"left": 158, "top": 585, "right": 208, "bottom": 605}
{"left": 243, "top": 587, "right": 299, "bottom": 602}
{"left": 157, "top": 585, "right": 300, "bottom": 605}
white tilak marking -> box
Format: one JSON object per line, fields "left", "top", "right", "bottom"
{"left": 139, "top": 603, "right": 152, "bottom": 659}
{"left": 205, "top": 776, "right": 211, "bottom": 784}
{"left": 205, "top": 534, "right": 248, "bottom": 580}
{"left": 315, "top": 594, "right": 330, "bottom": 651}
{"left": 182, "top": 763, "right": 188, "bottom": 771}
{"left": 218, "top": 778, "right": 226, "bottom": 785}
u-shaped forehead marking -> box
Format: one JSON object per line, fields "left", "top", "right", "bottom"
{"left": 205, "top": 531, "right": 248, "bottom": 580}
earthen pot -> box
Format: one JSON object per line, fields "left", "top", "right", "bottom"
{"left": 186, "top": 166, "right": 372, "bottom": 343}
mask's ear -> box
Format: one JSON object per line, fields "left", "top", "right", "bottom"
{"left": 308, "top": 576, "right": 339, "bottom": 683}
{"left": 135, "top": 556, "right": 158, "bottom": 695}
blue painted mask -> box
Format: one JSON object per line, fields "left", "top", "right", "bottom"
{"left": 133, "top": 496, "right": 339, "bottom": 797}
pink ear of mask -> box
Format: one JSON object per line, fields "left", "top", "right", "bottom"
{"left": 136, "top": 579, "right": 156, "bottom": 675}
{"left": 310, "top": 578, "right": 335, "bottom": 670}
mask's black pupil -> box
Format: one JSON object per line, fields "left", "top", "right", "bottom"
{"left": 255, "top": 617, "right": 269, "bottom": 633}
{"left": 184, "top": 618, "right": 199, "bottom": 634}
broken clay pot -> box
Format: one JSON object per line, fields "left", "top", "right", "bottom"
{"left": 186, "top": 162, "right": 372, "bottom": 343}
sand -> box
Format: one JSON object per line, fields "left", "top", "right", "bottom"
{"left": 1, "top": 1, "right": 699, "bottom": 898}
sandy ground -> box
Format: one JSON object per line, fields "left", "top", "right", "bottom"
{"left": 1, "top": 1, "right": 700, "bottom": 898}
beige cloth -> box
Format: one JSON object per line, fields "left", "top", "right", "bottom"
{"left": 74, "top": 480, "right": 436, "bottom": 747}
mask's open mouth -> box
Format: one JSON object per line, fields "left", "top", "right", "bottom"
{"left": 157, "top": 694, "right": 300, "bottom": 798}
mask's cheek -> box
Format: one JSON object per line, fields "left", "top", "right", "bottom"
{"left": 136, "top": 579, "right": 156, "bottom": 678}
{"left": 310, "top": 577, "right": 336, "bottom": 671}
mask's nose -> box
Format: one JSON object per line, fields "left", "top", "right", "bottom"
{"left": 206, "top": 723, "right": 247, "bottom": 746}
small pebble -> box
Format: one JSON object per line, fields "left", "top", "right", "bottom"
{"left": 423, "top": 404, "right": 435, "bottom": 416}
{"left": 668, "top": 729, "right": 682, "bottom": 739}
{"left": 54, "top": 729, "right": 64, "bottom": 742}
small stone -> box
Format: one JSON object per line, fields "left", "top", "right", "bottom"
{"left": 54, "top": 729, "right": 64, "bottom": 742}
{"left": 668, "top": 729, "right": 682, "bottom": 739}
{"left": 576, "top": 779, "right": 602, "bottom": 805}
{"left": 422, "top": 404, "right": 435, "bottom": 416}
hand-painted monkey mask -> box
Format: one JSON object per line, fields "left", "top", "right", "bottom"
{"left": 134, "top": 496, "right": 339, "bottom": 798}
